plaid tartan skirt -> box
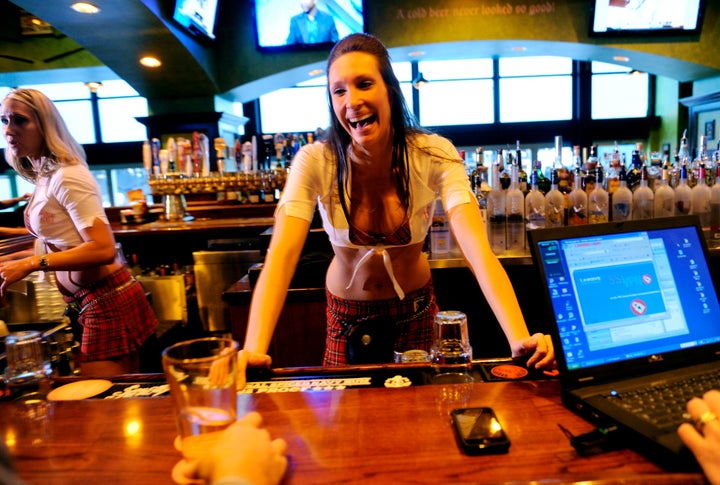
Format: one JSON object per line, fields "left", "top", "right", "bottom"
{"left": 323, "top": 279, "right": 438, "bottom": 366}
{"left": 64, "top": 266, "right": 158, "bottom": 362}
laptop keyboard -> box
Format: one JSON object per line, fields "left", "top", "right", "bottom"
{"left": 602, "top": 369, "right": 720, "bottom": 432}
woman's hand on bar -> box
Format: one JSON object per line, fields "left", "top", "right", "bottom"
{"left": 512, "top": 333, "right": 555, "bottom": 370}
{"left": 679, "top": 390, "right": 720, "bottom": 485}
{"left": 237, "top": 349, "right": 272, "bottom": 390}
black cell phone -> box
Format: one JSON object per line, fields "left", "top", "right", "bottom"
{"left": 450, "top": 407, "right": 510, "bottom": 455}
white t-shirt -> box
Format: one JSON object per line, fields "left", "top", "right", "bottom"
{"left": 24, "top": 162, "right": 108, "bottom": 251}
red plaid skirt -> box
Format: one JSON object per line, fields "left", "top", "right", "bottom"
{"left": 324, "top": 279, "right": 438, "bottom": 366}
{"left": 65, "top": 267, "right": 158, "bottom": 362}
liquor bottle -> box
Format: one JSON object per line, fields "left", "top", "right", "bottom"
{"left": 571, "top": 145, "right": 583, "bottom": 192}
{"left": 627, "top": 149, "right": 643, "bottom": 192}
{"left": 567, "top": 165, "right": 588, "bottom": 225}
{"left": 690, "top": 163, "right": 711, "bottom": 231}
{"left": 653, "top": 160, "right": 675, "bottom": 218}
{"left": 588, "top": 166, "right": 609, "bottom": 224}
{"left": 506, "top": 157, "right": 525, "bottom": 255}
{"left": 515, "top": 140, "right": 528, "bottom": 194}
{"left": 167, "top": 137, "right": 178, "bottom": 174}
{"left": 260, "top": 171, "right": 275, "bottom": 203}
{"left": 677, "top": 130, "right": 694, "bottom": 188}
{"left": 553, "top": 136, "right": 571, "bottom": 195}
{"left": 688, "top": 135, "right": 712, "bottom": 189}
{"left": 471, "top": 147, "right": 491, "bottom": 225}
{"left": 534, "top": 160, "right": 550, "bottom": 194}
{"left": 470, "top": 147, "right": 485, "bottom": 194}
{"left": 611, "top": 164, "right": 633, "bottom": 221}
{"left": 545, "top": 169, "right": 565, "bottom": 227}
{"left": 632, "top": 165, "right": 654, "bottom": 220}
{"left": 499, "top": 148, "right": 512, "bottom": 190}
{"left": 525, "top": 170, "right": 546, "bottom": 231}
{"left": 675, "top": 163, "right": 692, "bottom": 216}
{"left": 710, "top": 164, "right": 720, "bottom": 245}
{"left": 583, "top": 145, "right": 599, "bottom": 194}
{"left": 606, "top": 141, "right": 622, "bottom": 195}
{"left": 486, "top": 159, "right": 506, "bottom": 255}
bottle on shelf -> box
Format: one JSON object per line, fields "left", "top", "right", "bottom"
{"left": 499, "top": 147, "right": 512, "bottom": 190}
{"left": 611, "top": 164, "right": 633, "bottom": 221}
{"left": 710, "top": 164, "right": 720, "bottom": 246}
{"left": 691, "top": 163, "right": 711, "bottom": 232}
{"left": 626, "top": 149, "right": 644, "bottom": 192}
{"left": 571, "top": 145, "right": 583, "bottom": 192}
{"left": 694, "top": 135, "right": 715, "bottom": 188}
{"left": 675, "top": 163, "right": 692, "bottom": 216}
{"left": 486, "top": 159, "right": 507, "bottom": 255}
{"left": 677, "top": 130, "right": 693, "bottom": 188}
{"left": 533, "top": 160, "right": 550, "bottom": 194}
{"left": 471, "top": 147, "right": 491, "bottom": 225}
{"left": 260, "top": 171, "right": 275, "bottom": 203}
{"left": 567, "top": 165, "right": 588, "bottom": 225}
{"left": 506, "top": 157, "right": 525, "bottom": 255}
{"left": 588, "top": 166, "right": 609, "bottom": 224}
{"left": 545, "top": 169, "right": 566, "bottom": 228}
{"left": 582, "top": 145, "right": 598, "bottom": 194}
{"left": 653, "top": 159, "right": 676, "bottom": 218}
{"left": 515, "top": 140, "right": 528, "bottom": 194}
{"left": 525, "top": 170, "right": 546, "bottom": 231}
{"left": 605, "top": 141, "right": 622, "bottom": 195}
{"left": 632, "top": 165, "right": 654, "bottom": 220}
{"left": 553, "top": 136, "right": 571, "bottom": 195}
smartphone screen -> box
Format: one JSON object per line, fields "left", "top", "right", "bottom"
{"left": 451, "top": 407, "right": 510, "bottom": 454}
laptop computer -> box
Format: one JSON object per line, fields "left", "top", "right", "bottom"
{"left": 527, "top": 215, "right": 720, "bottom": 470}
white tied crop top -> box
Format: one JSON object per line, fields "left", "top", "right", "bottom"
{"left": 275, "top": 133, "right": 474, "bottom": 299}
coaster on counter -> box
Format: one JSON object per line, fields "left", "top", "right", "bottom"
{"left": 478, "top": 363, "right": 530, "bottom": 381}
{"left": 47, "top": 379, "right": 113, "bottom": 401}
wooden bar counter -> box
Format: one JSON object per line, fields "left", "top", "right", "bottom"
{"left": 0, "top": 362, "right": 705, "bottom": 485}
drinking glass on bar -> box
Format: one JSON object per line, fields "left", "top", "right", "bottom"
{"left": 430, "top": 311, "right": 474, "bottom": 384}
{"left": 162, "top": 337, "right": 239, "bottom": 460}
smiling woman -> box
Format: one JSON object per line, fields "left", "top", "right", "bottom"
{"left": 239, "top": 33, "right": 555, "bottom": 379}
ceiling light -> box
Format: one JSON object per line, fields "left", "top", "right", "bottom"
{"left": 139, "top": 56, "right": 162, "bottom": 68}
{"left": 70, "top": 2, "right": 100, "bottom": 14}
{"left": 613, "top": 56, "right": 630, "bottom": 63}
{"left": 408, "top": 51, "right": 425, "bottom": 58}
{"left": 511, "top": 46, "right": 527, "bottom": 52}
{"left": 412, "top": 72, "right": 429, "bottom": 90}
{"left": 308, "top": 69, "right": 324, "bottom": 77}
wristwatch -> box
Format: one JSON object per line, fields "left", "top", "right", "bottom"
{"left": 39, "top": 256, "right": 49, "bottom": 270}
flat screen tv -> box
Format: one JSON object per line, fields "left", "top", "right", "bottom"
{"left": 173, "top": 0, "right": 219, "bottom": 40}
{"left": 254, "top": 0, "right": 365, "bottom": 51}
{"left": 590, "top": 0, "right": 705, "bottom": 37}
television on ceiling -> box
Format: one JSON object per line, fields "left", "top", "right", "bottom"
{"left": 253, "top": 0, "right": 365, "bottom": 52}
{"left": 173, "top": 0, "right": 219, "bottom": 40}
{"left": 589, "top": 0, "right": 705, "bottom": 37}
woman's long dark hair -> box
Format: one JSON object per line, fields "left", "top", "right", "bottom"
{"left": 325, "top": 33, "right": 425, "bottom": 230}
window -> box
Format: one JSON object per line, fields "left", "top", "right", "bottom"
{"left": 499, "top": 56, "right": 573, "bottom": 123}
{"left": 418, "top": 59, "right": 494, "bottom": 126}
{"left": 591, "top": 62, "right": 649, "bottom": 119}
{"left": 0, "top": 79, "right": 148, "bottom": 146}
{"left": 98, "top": 80, "right": 149, "bottom": 143}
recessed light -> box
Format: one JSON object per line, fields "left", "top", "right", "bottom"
{"left": 308, "top": 69, "right": 324, "bottom": 76}
{"left": 407, "top": 51, "right": 425, "bottom": 58}
{"left": 613, "top": 56, "right": 630, "bottom": 63}
{"left": 70, "top": 2, "right": 100, "bottom": 14}
{"left": 139, "top": 56, "right": 162, "bottom": 68}
{"left": 511, "top": 46, "right": 527, "bottom": 52}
